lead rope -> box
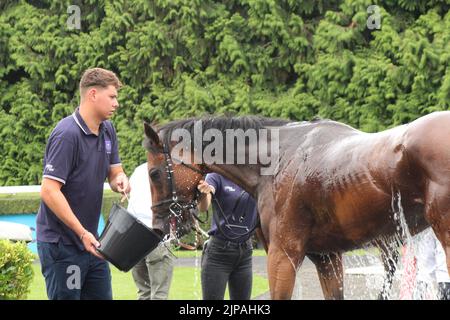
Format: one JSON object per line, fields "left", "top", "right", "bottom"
{"left": 211, "top": 193, "right": 259, "bottom": 241}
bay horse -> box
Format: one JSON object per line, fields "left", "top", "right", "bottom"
{"left": 143, "top": 111, "right": 450, "bottom": 299}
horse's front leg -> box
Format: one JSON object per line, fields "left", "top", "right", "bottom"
{"left": 307, "top": 252, "right": 344, "bottom": 300}
{"left": 267, "top": 241, "right": 306, "bottom": 300}
{"left": 257, "top": 185, "right": 310, "bottom": 299}
{"left": 266, "top": 212, "right": 310, "bottom": 300}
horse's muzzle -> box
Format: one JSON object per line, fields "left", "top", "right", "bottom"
{"left": 152, "top": 219, "right": 170, "bottom": 236}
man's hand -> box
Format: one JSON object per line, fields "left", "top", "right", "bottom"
{"left": 114, "top": 173, "right": 131, "bottom": 203}
{"left": 80, "top": 230, "right": 104, "bottom": 259}
{"left": 115, "top": 172, "right": 130, "bottom": 194}
{"left": 109, "top": 166, "right": 131, "bottom": 196}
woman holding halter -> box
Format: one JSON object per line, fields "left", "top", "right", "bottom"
{"left": 197, "top": 173, "right": 259, "bottom": 300}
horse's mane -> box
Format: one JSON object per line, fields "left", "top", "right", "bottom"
{"left": 143, "top": 114, "right": 332, "bottom": 151}
{"left": 157, "top": 114, "right": 293, "bottom": 147}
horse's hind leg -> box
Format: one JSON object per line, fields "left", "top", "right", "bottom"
{"left": 425, "top": 182, "right": 450, "bottom": 277}
{"left": 307, "top": 252, "right": 344, "bottom": 300}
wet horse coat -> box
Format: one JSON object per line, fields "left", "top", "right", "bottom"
{"left": 144, "top": 111, "right": 450, "bottom": 299}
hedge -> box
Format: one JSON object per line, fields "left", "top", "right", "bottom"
{"left": 0, "top": 239, "right": 34, "bottom": 300}
{"left": 0, "top": 190, "right": 121, "bottom": 221}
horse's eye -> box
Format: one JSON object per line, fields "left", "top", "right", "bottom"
{"left": 149, "top": 170, "right": 161, "bottom": 181}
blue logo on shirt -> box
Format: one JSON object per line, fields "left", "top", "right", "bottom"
{"left": 105, "top": 140, "right": 112, "bottom": 154}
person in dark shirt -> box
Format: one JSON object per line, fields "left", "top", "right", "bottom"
{"left": 197, "top": 173, "right": 258, "bottom": 300}
{"left": 36, "top": 68, "right": 130, "bottom": 300}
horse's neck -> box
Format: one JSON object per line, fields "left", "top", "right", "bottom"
{"left": 205, "top": 164, "right": 261, "bottom": 196}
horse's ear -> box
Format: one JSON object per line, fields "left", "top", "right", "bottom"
{"left": 143, "top": 122, "right": 162, "bottom": 151}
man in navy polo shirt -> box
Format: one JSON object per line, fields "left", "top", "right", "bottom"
{"left": 197, "top": 173, "right": 258, "bottom": 300}
{"left": 36, "top": 68, "right": 130, "bottom": 300}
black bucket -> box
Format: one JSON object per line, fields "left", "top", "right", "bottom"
{"left": 97, "top": 203, "right": 162, "bottom": 272}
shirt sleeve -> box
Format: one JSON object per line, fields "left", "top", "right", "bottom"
{"left": 205, "top": 173, "right": 221, "bottom": 196}
{"left": 42, "top": 137, "right": 75, "bottom": 184}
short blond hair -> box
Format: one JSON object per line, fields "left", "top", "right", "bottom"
{"left": 79, "top": 68, "right": 122, "bottom": 97}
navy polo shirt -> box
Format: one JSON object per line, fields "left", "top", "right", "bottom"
{"left": 206, "top": 173, "right": 258, "bottom": 243}
{"left": 36, "top": 107, "right": 121, "bottom": 251}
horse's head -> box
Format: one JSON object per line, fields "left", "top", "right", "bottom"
{"left": 143, "top": 122, "right": 205, "bottom": 239}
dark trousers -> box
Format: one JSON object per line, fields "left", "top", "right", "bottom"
{"left": 201, "top": 236, "right": 253, "bottom": 300}
{"left": 37, "top": 241, "right": 112, "bottom": 300}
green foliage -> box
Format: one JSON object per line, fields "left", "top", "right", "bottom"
{"left": 0, "top": 0, "right": 449, "bottom": 185}
{"left": 0, "top": 239, "right": 34, "bottom": 300}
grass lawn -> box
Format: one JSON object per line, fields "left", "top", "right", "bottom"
{"left": 27, "top": 260, "right": 269, "bottom": 300}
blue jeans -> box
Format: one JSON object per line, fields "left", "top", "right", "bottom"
{"left": 37, "top": 241, "right": 112, "bottom": 300}
{"left": 201, "top": 236, "right": 253, "bottom": 300}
